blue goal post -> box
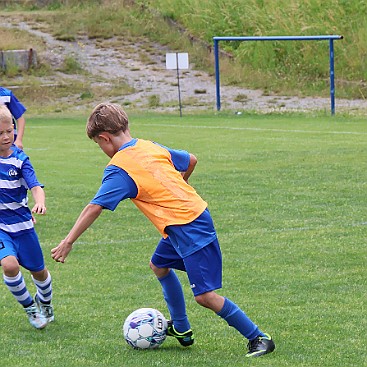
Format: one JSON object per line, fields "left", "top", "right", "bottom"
{"left": 213, "top": 35, "right": 343, "bottom": 114}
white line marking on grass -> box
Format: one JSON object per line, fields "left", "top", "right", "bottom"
{"left": 236, "top": 221, "right": 367, "bottom": 235}
{"left": 55, "top": 221, "right": 366, "bottom": 247}
{"left": 24, "top": 148, "right": 48, "bottom": 151}
{"left": 29, "top": 124, "right": 367, "bottom": 135}
{"left": 139, "top": 123, "right": 367, "bottom": 136}
{"left": 74, "top": 236, "right": 158, "bottom": 245}
{"left": 267, "top": 221, "right": 367, "bottom": 233}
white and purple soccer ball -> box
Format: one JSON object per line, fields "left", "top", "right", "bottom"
{"left": 123, "top": 308, "right": 168, "bottom": 349}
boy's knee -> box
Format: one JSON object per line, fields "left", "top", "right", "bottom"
{"left": 194, "top": 294, "right": 210, "bottom": 308}
{"left": 149, "top": 260, "right": 161, "bottom": 275}
{"left": 1, "top": 256, "right": 20, "bottom": 276}
{"left": 195, "top": 292, "right": 225, "bottom": 312}
{"left": 31, "top": 268, "right": 49, "bottom": 281}
{"left": 149, "top": 260, "right": 156, "bottom": 272}
{"left": 149, "top": 261, "right": 169, "bottom": 278}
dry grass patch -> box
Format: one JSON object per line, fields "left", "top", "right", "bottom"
{"left": 0, "top": 26, "right": 46, "bottom": 51}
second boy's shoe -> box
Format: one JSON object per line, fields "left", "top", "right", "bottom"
{"left": 166, "top": 320, "right": 194, "bottom": 346}
{"left": 24, "top": 303, "right": 48, "bottom": 329}
{"left": 245, "top": 333, "right": 275, "bottom": 357}
{"left": 35, "top": 294, "right": 54, "bottom": 323}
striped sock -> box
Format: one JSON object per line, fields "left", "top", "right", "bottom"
{"left": 32, "top": 271, "right": 52, "bottom": 304}
{"left": 3, "top": 272, "right": 33, "bottom": 307}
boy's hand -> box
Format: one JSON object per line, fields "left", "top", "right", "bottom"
{"left": 31, "top": 203, "right": 46, "bottom": 215}
{"left": 51, "top": 240, "right": 73, "bottom": 263}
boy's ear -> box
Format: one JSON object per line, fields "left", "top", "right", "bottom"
{"left": 98, "top": 132, "right": 110, "bottom": 141}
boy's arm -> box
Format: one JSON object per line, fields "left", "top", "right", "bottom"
{"left": 30, "top": 186, "right": 46, "bottom": 215}
{"left": 51, "top": 203, "right": 103, "bottom": 263}
{"left": 14, "top": 116, "right": 25, "bottom": 149}
{"left": 182, "top": 153, "right": 197, "bottom": 183}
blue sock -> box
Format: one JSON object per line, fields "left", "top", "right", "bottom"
{"left": 217, "top": 297, "right": 265, "bottom": 340}
{"left": 158, "top": 270, "right": 190, "bottom": 332}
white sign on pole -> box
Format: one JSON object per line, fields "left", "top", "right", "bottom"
{"left": 165, "top": 52, "right": 189, "bottom": 117}
{"left": 166, "top": 53, "right": 189, "bottom": 70}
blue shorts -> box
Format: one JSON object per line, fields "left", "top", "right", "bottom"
{"left": 0, "top": 229, "right": 45, "bottom": 272}
{"left": 151, "top": 237, "right": 222, "bottom": 296}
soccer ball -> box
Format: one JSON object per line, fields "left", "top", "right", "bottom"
{"left": 123, "top": 308, "right": 168, "bottom": 349}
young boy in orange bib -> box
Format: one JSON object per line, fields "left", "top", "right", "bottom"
{"left": 51, "top": 103, "right": 275, "bottom": 358}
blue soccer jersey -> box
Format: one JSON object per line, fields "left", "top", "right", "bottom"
{"left": 0, "top": 87, "right": 26, "bottom": 119}
{"left": 0, "top": 87, "right": 27, "bottom": 136}
{"left": 0, "top": 146, "right": 41, "bottom": 236}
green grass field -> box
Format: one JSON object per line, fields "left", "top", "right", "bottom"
{"left": 1, "top": 112, "right": 366, "bottom": 367}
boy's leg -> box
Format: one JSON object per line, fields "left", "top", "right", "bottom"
{"left": 32, "top": 268, "right": 53, "bottom": 303}
{"left": 16, "top": 229, "right": 52, "bottom": 308}
{"left": 185, "top": 240, "right": 275, "bottom": 357}
{"left": 2, "top": 230, "right": 49, "bottom": 328}
{"left": 3, "top": 268, "right": 34, "bottom": 307}
{"left": 151, "top": 237, "right": 193, "bottom": 346}
{"left": 185, "top": 243, "right": 262, "bottom": 338}
{"left": 3, "top": 268, "right": 48, "bottom": 329}
{"left": 32, "top": 268, "right": 54, "bottom": 322}
{"left": 152, "top": 266, "right": 194, "bottom": 346}
{"left": 0, "top": 234, "right": 34, "bottom": 308}
{"left": 156, "top": 268, "right": 190, "bottom": 332}
{"left": 217, "top": 298, "right": 275, "bottom": 357}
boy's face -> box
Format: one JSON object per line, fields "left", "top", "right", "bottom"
{"left": 0, "top": 120, "right": 14, "bottom": 156}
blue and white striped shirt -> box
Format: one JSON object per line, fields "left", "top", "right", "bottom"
{"left": 0, "top": 87, "right": 27, "bottom": 137}
{"left": 0, "top": 87, "right": 26, "bottom": 119}
{"left": 0, "top": 146, "right": 41, "bottom": 236}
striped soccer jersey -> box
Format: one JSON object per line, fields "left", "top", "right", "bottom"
{"left": 0, "top": 146, "right": 39, "bottom": 236}
{"left": 0, "top": 87, "right": 27, "bottom": 136}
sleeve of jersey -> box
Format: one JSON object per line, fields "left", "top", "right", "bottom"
{"left": 9, "top": 92, "right": 27, "bottom": 119}
{"left": 90, "top": 166, "right": 138, "bottom": 211}
{"left": 160, "top": 145, "right": 190, "bottom": 172}
{"left": 22, "top": 158, "right": 43, "bottom": 189}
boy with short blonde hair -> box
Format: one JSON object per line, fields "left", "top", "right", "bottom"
{"left": 0, "top": 106, "right": 54, "bottom": 329}
{"left": 0, "top": 87, "right": 27, "bottom": 149}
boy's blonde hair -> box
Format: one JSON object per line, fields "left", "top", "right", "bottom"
{"left": 87, "top": 103, "right": 129, "bottom": 139}
{"left": 0, "top": 105, "right": 12, "bottom": 124}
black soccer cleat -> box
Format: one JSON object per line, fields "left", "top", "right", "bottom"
{"left": 245, "top": 333, "right": 275, "bottom": 358}
{"left": 166, "top": 320, "right": 194, "bottom": 347}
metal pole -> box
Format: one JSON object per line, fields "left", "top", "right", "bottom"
{"left": 214, "top": 39, "right": 221, "bottom": 111}
{"left": 176, "top": 52, "right": 182, "bottom": 117}
{"left": 329, "top": 39, "right": 336, "bottom": 115}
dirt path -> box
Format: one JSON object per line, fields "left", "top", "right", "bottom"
{"left": 3, "top": 19, "right": 367, "bottom": 114}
